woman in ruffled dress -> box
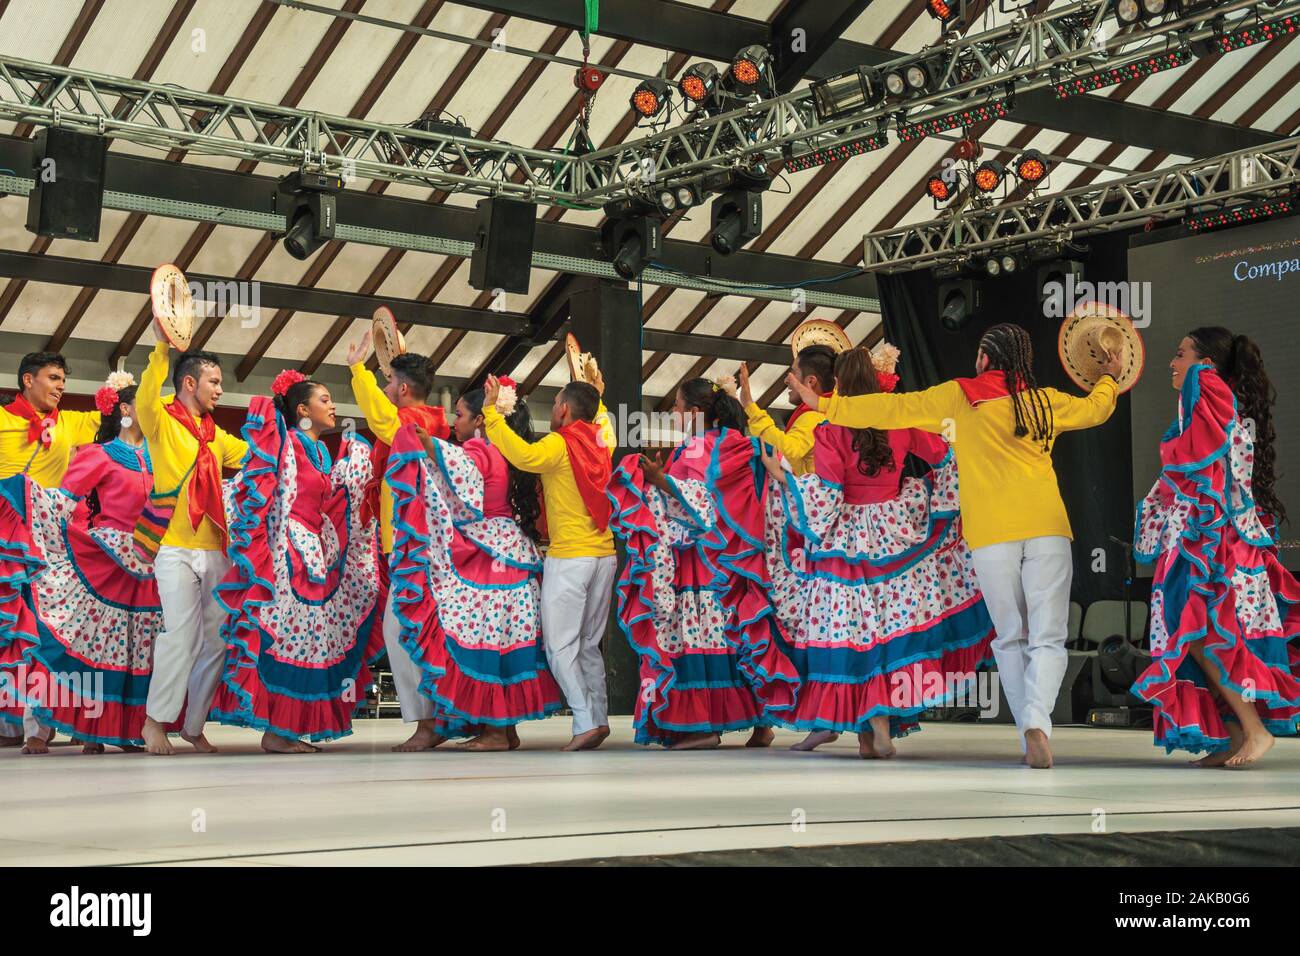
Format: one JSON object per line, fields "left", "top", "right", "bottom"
{"left": 762, "top": 346, "right": 996, "bottom": 758}
{"left": 1131, "top": 327, "right": 1300, "bottom": 767}
{"left": 0, "top": 371, "right": 160, "bottom": 753}
{"left": 210, "top": 370, "right": 380, "bottom": 753}
{"left": 608, "top": 375, "right": 800, "bottom": 749}
{"left": 388, "top": 376, "right": 562, "bottom": 751}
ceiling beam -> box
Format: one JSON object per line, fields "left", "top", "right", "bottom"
{"left": 770, "top": 0, "right": 874, "bottom": 93}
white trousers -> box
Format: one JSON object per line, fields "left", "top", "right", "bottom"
{"left": 541, "top": 555, "right": 616, "bottom": 735}
{"left": 970, "top": 535, "right": 1072, "bottom": 746}
{"left": 145, "top": 546, "right": 232, "bottom": 737}
{"left": 382, "top": 584, "right": 435, "bottom": 723}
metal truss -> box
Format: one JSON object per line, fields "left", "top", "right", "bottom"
{"left": 1, "top": 0, "right": 1292, "bottom": 207}
{"left": 861, "top": 135, "right": 1300, "bottom": 273}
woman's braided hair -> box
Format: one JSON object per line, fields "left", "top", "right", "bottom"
{"left": 978, "top": 323, "right": 1055, "bottom": 452}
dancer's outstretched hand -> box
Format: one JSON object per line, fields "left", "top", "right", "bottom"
{"left": 786, "top": 370, "right": 821, "bottom": 408}
{"left": 1099, "top": 348, "right": 1124, "bottom": 381}
{"left": 759, "top": 443, "right": 784, "bottom": 479}
{"left": 483, "top": 374, "right": 501, "bottom": 409}
{"left": 738, "top": 363, "right": 753, "bottom": 407}
{"left": 639, "top": 451, "right": 669, "bottom": 489}
{"left": 346, "top": 331, "right": 372, "bottom": 366}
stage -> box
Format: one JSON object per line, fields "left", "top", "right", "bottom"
{"left": 2, "top": 719, "right": 1298, "bottom": 867}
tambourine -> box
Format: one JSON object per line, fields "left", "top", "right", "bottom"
{"left": 150, "top": 264, "right": 195, "bottom": 351}
{"left": 372, "top": 305, "right": 408, "bottom": 377}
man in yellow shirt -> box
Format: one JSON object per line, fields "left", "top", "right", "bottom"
{"left": 138, "top": 326, "right": 248, "bottom": 756}
{"left": 482, "top": 374, "right": 616, "bottom": 752}
{"left": 738, "top": 344, "right": 835, "bottom": 476}
{"left": 346, "top": 333, "right": 450, "bottom": 753}
{"left": 0, "top": 352, "right": 99, "bottom": 748}
{"left": 790, "top": 323, "right": 1123, "bottom": 769}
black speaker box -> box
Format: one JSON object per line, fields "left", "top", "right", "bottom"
{"left": 469, "top": 196, "right": 537, "bottom": 295}
{"left": 25, "top": 128, "right": 107, "bottom": 241}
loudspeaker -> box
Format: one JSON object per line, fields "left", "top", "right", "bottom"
{"left": 25, "top": 129, "right": 107, "bottom": 241}
{"left": 469, "top": 197, "right": 537, "bottom": 295}
{"left": 1036, "top": 259, "right": 1085, "bottom": 310}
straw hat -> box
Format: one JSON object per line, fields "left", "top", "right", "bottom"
{"left": 372, "top": 305, "right": 407, "bottom": 377}
{"left": 790, "top": 318, "right": 852, "bottom": 358}
{"left": 1057, "top": 300, "right": 1144, "bottom": 394}
{"left": 565, "top": 332, "right": 600, "bottom": 385}
{"left": 150, "top": 264, "right": 194, "bottom": 351}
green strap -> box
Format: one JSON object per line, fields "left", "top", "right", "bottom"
{"left": 582, "top": 0, "right": 598, "bottom": 40}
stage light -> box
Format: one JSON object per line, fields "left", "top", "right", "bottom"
{"left": 905, "top": 63, "right": 930, "bottom": 92}
{"left": 709, "top": 189, "right": 762, "bottom": 255}
{"left": 600, "top": 214, "right": 662, "bottom": 279}
{"left": 1185, "top": 198, "right": 1295, "bottom": 232}
{"left": 630, "top": 78, "right": 670, "bottom": 118}
{"left": 1141, "top": 0, "right": 1168, "bottom": 14}
{"left": 898, "top": 100, "right": 1008, "bottom": 142}
{"left": 730, "top": 45, "right": 769, "bottom": 88}
{"left": 1000, "top": 252, "right": 1021, "bottom": 274}
{"left": 1052, "top": 49, "right": 1190, "bottom": 97}
{"left": 810, "top": 67, "right": 883, "bottom": 122}
{"left": 675, "top": 184, "right": 698, "bottom": 208}
{"left": 1014, "top": 148, "right": 1049, "bottom": 183}
{"left": 275, "top": 170, "right": 341, "bottom": 260}
{"left": 781, "top": 131, "right": 888, "bottom": 172}
{"left": 926, "top": 175, "right": 951, "bottom": 203}
{"left": 883, "top": 68, "right": 909, "bottom": 100}
{"left": 1213, "top": 15, "right": 1297, "bottom": 52}
{"left": 983, "top": 256, "right": 1002, "bottom": 277}
{"left": 656, "top": 188, "right": 678, "bottom": 214}
{"left": 1096, "top": 634, "right": 1150, "bottom": 697}
{"left": 927, "top": 0, "right": 960, "bottom": 22}
{"left": 933, "top": 260, "right": 962, "bottom": 280}
{"left": 679, "top": 63, "right": 719, "bottom": 104}
{"left": 973, "top": 160, "right": 1005, "bottom": 193}
{"left": 1114, "top": 0, "right": 1142, "bottom": 23}
{"left": 939, "top": 280, "right": 981, "bottom": 331}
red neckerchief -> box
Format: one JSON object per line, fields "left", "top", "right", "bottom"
{"left": 954, "top": 369, "right": 1025, "bottom": 406}
{"left": 164, "top": 399, "right": 226, "bottom": 541}
{"left": 557, "top": 419, "right": 612, "bottom": 533}
{"left": 8, "top": 394, "right": 57, "bottom": 448}
{"left": 363, "top": 404, "right": 449, "bottom": 524}
{"left": 786, "top": 391, "right": 833, "bottom": 430}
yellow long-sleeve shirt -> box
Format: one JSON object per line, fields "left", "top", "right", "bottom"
{"left": 349, "top": 362, "right": 403, "bottom": 554}
{"left": 745, "top": 401, "right": 824, "bottom": 476}
{"left": 0, "top": 404, "right": 99, "bottom": 488}
{"left": 138, "top": 341, "right": 248, "bottom": 550}
{"left": 819, "top": 376, "right": 1118, "bottom": 549}
{"left": 482, "top": 403, "right": 615, "bottom": 559}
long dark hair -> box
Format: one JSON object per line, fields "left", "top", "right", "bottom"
{"left": 274, "top": 378, "right": 325, "bottom": 426}
{"left": 95, "top": 384, "right": 138, "bottom": 444}
{"left": 835, "top": 349, "right": 894, "bottom": 477}
{"left": 461, "top": 388, "right": 542, "bottom": 542}
{"left": 678, "top": 378, "right": 747, "bottom": 433}
{"left": 1188, "top": 326, "right": 1286, "bottom": 526}
{"left": 979, "top": 323, "right": 1055, "bottom": 452}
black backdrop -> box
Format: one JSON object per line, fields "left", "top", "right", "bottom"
{"left": 876, "top": 231, "right": 1141, "bottom": 606}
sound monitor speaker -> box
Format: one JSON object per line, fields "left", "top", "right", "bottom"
{"left": 25, "top": 128, "right": 107, "bottom": 241}
{"left": 469, "top": 196, "right": 537, "bottom": 295}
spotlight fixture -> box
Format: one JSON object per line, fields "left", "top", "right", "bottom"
{"left": 630, "top": 78, "right": 671, "bottom": 118}
{"left": 926, "top": 172, "right": 960, "bottom": 206}
{"left": 972, "top": 160, "right": 1005, "bottom": 193}
{"left": 730, "top": 45, "right": 770, "bottom": 88}
{"left": 654, "top": 183, "right": 701, "bottom": 216}
{"left": 904, "top": 62, "right": 932, "bottom": 93}
{"left": 938, "top": 280, "right": 981, "bottom": 332}
{"left": 1114, "top": 0, "right": 1143, "bottom": 23}
{"left": 709, "top": 189, "right": 762, "bottom": 255}
{"left": 1213, "top": 14, "right": 1297, "bottom": 52}
{"left": 1000, "top": 252, "right": 1021, "bottom": 274}
{"left": 983, "top": 256, "right": 1002, "bottom": 277}
{"left": 274, "top": 170, "right": 341, "bottom": 260}
{"left": 599, "top": 211, "right": 662, "bottom": 280}
{"left": 1053, "top": 49, "right": 1190, "bottom": 97}
{"left": 810, "top": 67, "right": 883, "bottom": 123}
{"left": 1014, "top": 148, "right": 1049, "bottom": 183}
{"left": 882, "top": 67, "right": 909, "bottom": 101}
{"left": 679, "top": 62, "right": 719, "bottom": 105}
{"left": 926, "top": 0, "right": 961, "bottom": 23}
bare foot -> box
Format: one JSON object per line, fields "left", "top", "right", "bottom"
{"left": 460, "top": 727, "right": 512, "bottom": 752}
{"left": 0, "top": 734, "right": 21, "bottom": 748}
{"left": 82, "top": 742, "right": 106, "bottom": 755}
{"left": 562, "top": 726, "right": 611, "bottom": 752}
{"left": 391, "top": 723, "right": 446, "bottom": 752}
{"left": 180, "top": 731, "right": 218, "bottom": 754}
{"left": 669, "top": 732, "right": 720, "bottom": 751}
{"left": 142, "top": 718, "right": 174, "bottom": 756}
{"left": 1024, "top": 728, "right": 1053, "bottom": 769}
{"left": 1226, "top": 731, "right": 1274, "bottom": 768}
{"left": 261, "top": 732, "right": 319, "bottom": 754}
{"left": 857, "top": 730, "right": 878, "bottom": 759}
{"left": 872, "top": 734, "right": 897, "bottom": 759}
{"left": 745, "top": 726, "right": 775, "bottom": 748}
{"left": 20, "top": 736, "right": 49, "bottom": 755}
{"left": 791, "top": 730, "right": 839, "bottom": 752}
{"left": 1193, "top": 724, "right": 1244, "bottom": 768}
{"left": 507, "top": 726, "right": 521, "bottom": 751}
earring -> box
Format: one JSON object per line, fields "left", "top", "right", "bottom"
{"left": 119, "top": 416, "right": 133, "bottom": 429}
{"left": 298, "top": 417, "right": 313, "bottom": 431}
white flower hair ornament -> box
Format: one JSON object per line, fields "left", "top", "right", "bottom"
{"left": 870, "top": 341, "right": 901, "bottom": 375}
{"left": 711, "top": 373, "right": 738, "bottom": 398}
{"left": 106, "top": 370, "right": 137, "bottom": 392}
{"left": 494, "top": 376, "right": 520, "bottom": 417}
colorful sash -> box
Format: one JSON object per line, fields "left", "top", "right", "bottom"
{"left": 7, "top": 394, "right": 57, "bottom": 449}
{"left": 362, "top": 404, "right": 449, "bottom": 525}
{"left": 558, "top": 419, "right": 612, "bottom": 533}
{"left": 163, "top": 399, "right": 227, "bottom": 544}
{"left": 132, "top": 460, "right": 194, "bottom": 560}
{"left": 954, "top": 369, "right": 1024, "bottom": 406}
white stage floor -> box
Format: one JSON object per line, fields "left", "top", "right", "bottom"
{"left": 3, "top": 718, "right": 1299, "bottom": 866}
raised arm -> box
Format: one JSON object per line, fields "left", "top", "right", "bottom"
{"left": 594, "top": 401, "right": 615, "bottom": 459}
{"left": 136, "top": 341, "right": 171, "bottom": 442}
{"left": 1050, "top": 376, "right": 1118, "bottom": 433}
{"left": 820, "top": 380, "right": 962, "bottom": 435}
{"left": 481, "top": 405, "right": 565, "bottom": 474}
{"left": 745, "top": 403, "right": 817, "bottom": 464}
{"left": 349, "top": 362, "right": 401, "bottom": 445}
